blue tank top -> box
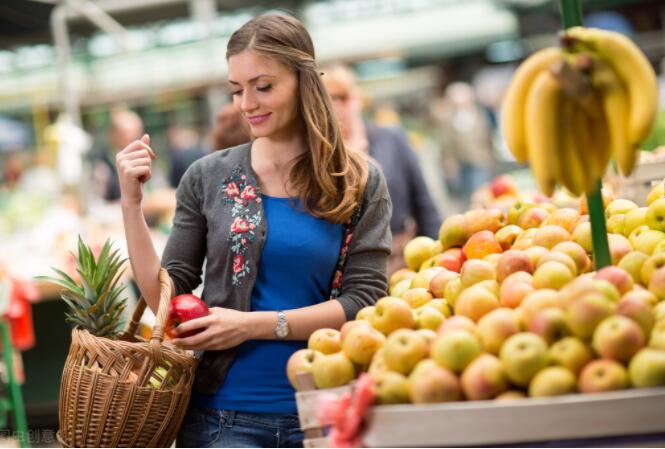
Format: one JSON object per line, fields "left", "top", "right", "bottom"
{"left": 194, "top": 194, "right": 343, "bottom": 413}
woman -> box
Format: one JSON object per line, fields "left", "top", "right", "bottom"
{"left": 322, "top": 65, "right": 441, "bottom": 275}
{"left": 116, "top": 14, "right": 392, "bottom": 448}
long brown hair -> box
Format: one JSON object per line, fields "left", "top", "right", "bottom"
{"left": 227, "top": 14, "right": 368, "bottom": 223}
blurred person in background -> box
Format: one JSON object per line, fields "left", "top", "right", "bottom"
{"left": 322, "top": 64, "right": 441, "bottom": 275}
{"left": 431, "top": 81, "right": 495, "bottom": 208}
{"left": 91, "top": 107, "right": 145, "bottom": 201}
{"left": 117, "top": 14, "right": 391, "bottom": 448}
{"left": 167, "top": 124, "right": 207, "bottom": 187}
{"left": 209, "top": 104, "right": 251, "bottom": 151}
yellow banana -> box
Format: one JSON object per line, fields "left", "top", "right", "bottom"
{"left": 558, "top": 94, "right": 589, "bottom": 197}
{"left": 566, "top": 27, "right": 658, "bottom": 146}
{"left": 585, "top": 101, "right": 612, "bottom": 185}
{"left": 589, "top": 56, "right": 636, "bottom": 176}
{"left": 501, "top": 47, "right": 564, "bottom": 164}
{"left": 524, "top": 70, "right": 561, "bottom": 196}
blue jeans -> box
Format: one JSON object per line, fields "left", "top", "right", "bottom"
{"left": 176, "top": 406, "right": 304, "bottom": 448}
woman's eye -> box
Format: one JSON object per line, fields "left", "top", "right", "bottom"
{"left": 257, "top": 84, "right": 272, "bottom": 92}
{"left": 231, "top": 90, "right": 242, "bottom": 96}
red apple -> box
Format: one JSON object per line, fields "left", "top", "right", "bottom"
{"left": 166, "top": 294, "right": 210, "bottom": 338}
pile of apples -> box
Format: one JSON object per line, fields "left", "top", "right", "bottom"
{"left": 287, "top": 180, "right": 665, "bottom": 404}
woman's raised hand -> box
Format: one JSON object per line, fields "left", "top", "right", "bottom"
{"left": 116, "top": 134, "right": 156, "bottom": 205}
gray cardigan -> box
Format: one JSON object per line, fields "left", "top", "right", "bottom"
{"left": 161, "top": 142, "right": 392, "bottom": 394}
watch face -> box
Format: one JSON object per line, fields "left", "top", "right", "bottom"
{"left": 276, "top": 326, "right": 289, "bottom": 338}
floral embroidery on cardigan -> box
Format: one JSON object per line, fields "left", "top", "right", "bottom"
{"left": 221, "top": 165, "right": 262, "bottom": 285}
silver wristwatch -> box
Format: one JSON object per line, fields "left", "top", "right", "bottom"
{"left": 275, "top": 311, "right": 290, "bottom": 339}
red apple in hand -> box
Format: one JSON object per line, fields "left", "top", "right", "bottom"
{"left": 166, "top": 294, "right": 210, "bottom": 338}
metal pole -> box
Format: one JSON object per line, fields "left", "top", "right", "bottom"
{"left": 51, "top": 4, "right": 81, "bottom": 127}
{"left": 558, "top": 0, "right": 612, "bottom": 270}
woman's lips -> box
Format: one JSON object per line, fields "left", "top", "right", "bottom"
{"left": 247, "top": 113, "right": 271, "bottom": 125}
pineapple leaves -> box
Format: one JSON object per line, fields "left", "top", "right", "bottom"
{"left": 37, "top": 235, "right": 129, "bottom": 338}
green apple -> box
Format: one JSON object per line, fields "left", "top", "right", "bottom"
{"left": 495, "top": 390, "right": 527, "bottom": 401}
{"left": 389, "top": 278, "right": 412, "bottom": 298}
{"left": 594, "top": 266, "right": 634, "bottom": 295}
{"left": 415, "top": 305, "right": 446, "bottom": 331}
{"left": 552, "top": 241, "right": 591, "bottom": 274}
{"left": 649, "top": 320, "right": 665, "bottom": 351}
{"left": 549, "top": 337, "right": 593, "bottom": 375}
{"left": 533, "top": 261, "right": 574, "bottom": 290}
{"left": 618, "top": 251, "right": 649, "bottom": 285}
{"left": 383, "top": 328, "right": 428, "bottom": 375}
{"left": 617, "top": 294, "right": 655, "bottom": 337}
{"left": 629, "top": 225, "right": 650, "bottom": 248}
{"left": 408, "top": 359, "right": 462, "bottom": 403}
{"left": 649, "top": 266, "right": 665, "bottom": 301}
{"left": 578, "top": 359, "right": 629, "bottom": 393}
{"left": 460, "top": 259, "right": 496, "bottom": 288}
{"left": 592, "top": 315, "right": 645, "bottom": 363}
{"left": 356, "top": 306, "right": 375, "bottom": 321}
{"left": 538, "top": 251, "right": 578, "bottom": 276}
{"left": 499, "top": 332, "right": 549, "bottom": 387}
{"left": 410, "top": 267, "right": 444, "bottom": 289}
{"left": 495, "top": 224, "right": 523, "bottom": 250}
{"left": 312, "top": 352, "right": 355, "bottom": 389}
{"left": 404, "top": 236, "right": 438, "bottom": 271}
{"left": 342, "top": 325, "right": 386, "bottom": 365}
{"left": 477, "top": 308, "right": 521, "bottom": 355}
{"left": 461, "top": 354, "right": 509, "bottom": 400}
{"left": 565, "top": 292, "right": 616, "bottom": 340}
{"left": 444, "top": 277, "right": 464, "bottom": 307}
{"left": 532, "top": 225, "right": 572, "bottom": 250}
{"left": 402, "top": 288, "right": 434, "bottom": 309}
{"left": 647, "top": 182, "right": 665, "bottom": 206}
{"left": 308, "top": 328, "right": 342, "bottom": 354}
{"left": 371, "top": 297, "right": 415, "bottom": 335}
{"left": 389, "top": 269, "right": 417, "bottom": 288}
{"left": 608, "top": 233, "right": 634, "bottom": 265}
{"left": 606, "top": 214, "right": 625, "bottom": 235}
{"left": 605, "top": 199, "right": 638, "bottom": 219}
{"left": 431, "top": 329, "right": 482, "bottom": 373}
{"left": 529, "top": 366, "right": 577, "bottom": 397}
{"left": 455, "top": 284, "right": 500, "bottom": 322}
{"left": 572, "top": 221, "right": 593, "bottom": 253}
{"left": 528, "top": 308, "right": 570, "bottom": 344}
{"left": 373, "top": 370, "right": 410, "bottom": 404}
{"left": 507, "top": 201, "right": 535, "bottom": 225}
{"left": 286, "top": 349, "right": 322, "bottom": 389}
{"left": 623, "top": 207, "right": 648, "bottom": 237}
{"left": 633, "top": 229, "right": 665, "bottom": 255}
{"left": 641, "top": 253, "right": 665, "bottom": 286}
{"left": 438, "top": 214, "right": 469, "bottom": 250}
{"left": 646, "top": 198, "right": 665, "bottom": 233}
{"left": 542, "top": 207, "right": 580, "bottom": 233}
{"left": 520, "top": 289, "right": 559, "bottom": 327}
{"left": 628, "top": 348, "right": 665, "bottom": 388}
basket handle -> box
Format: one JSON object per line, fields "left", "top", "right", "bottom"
{"left": 121, "top": 268, "right": 173, "bottom": 364}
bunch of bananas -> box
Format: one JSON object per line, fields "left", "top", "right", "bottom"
{"left": 501, "top": 27, "right": 658, "bottom": 197}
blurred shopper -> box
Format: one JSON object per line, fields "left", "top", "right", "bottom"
{"left": 92, "top": 107, "right": 144, "bottom": 201}
{"left": 322, "top": 64, "right": 441, "bottom": 275}
{"left": 432, "top": 82, "right": 495, "bottom": 207}
{"left": 117, "top": 14, "right": 391, "bottom": 448}
{"left": 210, "top": 104, "right": 251, "bottom": 151}
{"left": 167, "top": 124, "right": 207, "bottom": 187}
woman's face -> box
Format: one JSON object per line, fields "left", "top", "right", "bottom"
{"left": 228, "top": 50, "right": 299, "bottom": 140}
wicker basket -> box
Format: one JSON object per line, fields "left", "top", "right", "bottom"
{"left": 57, "top": 268, "right": 198, "bottom": 447}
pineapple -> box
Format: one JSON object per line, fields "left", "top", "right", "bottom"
{"left": 37, "top": 236, "right": 128, "bottom": 338}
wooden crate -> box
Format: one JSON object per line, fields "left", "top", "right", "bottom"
{"left": 362, "top": 387, "right": 665, "bottom": 447}
{"left": 295, "top": 381, "right": 665, "bottom": 447}
{"left": 294, "top": 374, "right": 352, "bottom": 448}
